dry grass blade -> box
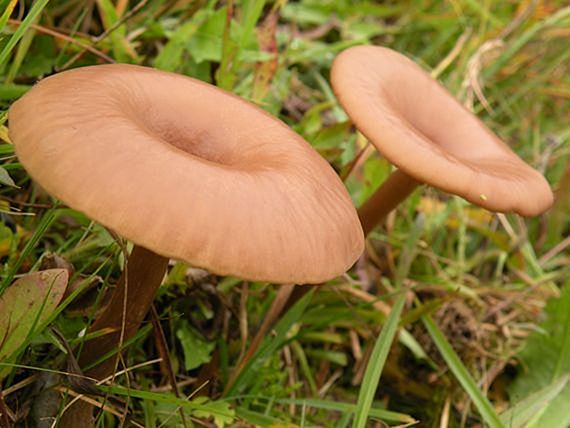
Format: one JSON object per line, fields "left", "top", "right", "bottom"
{"left": 227, "top": 284, "right": 295, "bottom": 391}
{"left": 150, "top": 305, "right": 188, "bottom": 428}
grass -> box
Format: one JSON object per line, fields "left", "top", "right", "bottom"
{"left": 0, "top": 0, "right": 569, "bottom": 427}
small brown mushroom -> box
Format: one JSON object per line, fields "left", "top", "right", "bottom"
{"left": 8, "top": 64, "right": 363, "bottom": 421}
{"left": 268, "top": 46, "right": 556, "bottom": 335}
{"left": 331, "top": 46, "right": 554, "bottom": 234}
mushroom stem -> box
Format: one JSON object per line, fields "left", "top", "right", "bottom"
{"left": 358, "top": 168, "right": 420, "bottom": 235}
{"left": 60, "top": 245, "right": 168, "bottom": 427}
{"left": 79, "top": 245, "right": 169, "bottom": 378}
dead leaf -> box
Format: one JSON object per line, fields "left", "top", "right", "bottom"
{"left": 0, "top": 269, "right": 69, "bottom": 364}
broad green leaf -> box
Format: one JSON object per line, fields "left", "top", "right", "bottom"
{"left": 0, "top": 83, "right": 30, "bottom": 100}
{"left": 192, "top": 397, "right": 235, "bottom": 428}
{"left": 156, "top": 397, "right": 235, "bottom": 428}
{"left": 155, "top": 12, "right": 210, "bottom": 72}
{"left": 0, "top": 269, "right": 68, "bottom": 362}
{"left": 360, "top": 157, "right": 391, "bottom": 205}
{"left": 508, "top": 281, "right": 570, "bottom": 428}
{"left": 0, "top": 165, "right": 16, "bottom": 187}
{"left": 176, "top": 320, "right": 215, "bottom": 370}
{"left": 500, "top": 375, "right": 569, "bottom": 428}
{"left": 0, "top": 223, "right": 15, "bottom": 258}
{"left": 187, "top": 7, "right": 226, "bottom": 63}
{"left": 281, "top": 3, "right": 331, "bottom": 25}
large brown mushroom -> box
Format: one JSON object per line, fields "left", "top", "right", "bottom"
{"left": 331, "top": 45, "right": 554, "bottom": 234}
{"left": 8, "top": 64, "right": 364, "bottom": 422}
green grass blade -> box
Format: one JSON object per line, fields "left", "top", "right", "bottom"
{"left": 422, "top": 315, "right": 504, "bottom": 428}
{"left": 236, "top": 407, "right": 280, "bottom": 425}
{"left": 239, "top": 0, "right": 266, "bottom": 46}
{"left": 5, "top": 21, "right": 36, "bottom": 83}
{"left": 0, "top": 206, "right": 58, "bottom": 295}
{"left": 353, "top": 214, "right": 424, "bottom": 427}
{"left": 352, "top": 292, "right": 406, "bottom": 428}
{"left": 0, "top": 0, "right": 18, "bottom": 33}
{"left": 0, "top": 0, "right": 51, "bottom": 68}
{"left": 483, "top": 6, "right": 570, "bottom": 78}
{"left": 96, "top": 0, "right": 129, "bottom": 62}
{"left": 281, "top": 397, "right": 415, "bottom": 424}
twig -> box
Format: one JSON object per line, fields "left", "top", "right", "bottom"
{"left": 0, "top": 388, "right": 12, "bottom": 427}
{"left": 432, "top": 28, "right": 472, "bottom": 78}
{"left": 92, "top": 0, "right": 149, "bottom": 43}
{"left": 7, "top": 20, "right": 115, "bottom": 64}
{"left": 1, "top": 375, "right": 37, "bottom": 397}
{"left": 55, "top": 358, "right": 162, "bottom": 426}
{"left": 226, "top": 284, "right": 295, "bottom": 393}
{"left": 539, "top": 235, "right": 570, "bottom": 265}
{"left": 150, "top": 305, "right": 188, "bottom": 428}
{"left": 237, "top": 282, "right": 249, "bottom": 362}
{"left": 336, "top": 284, "right": 391, "bottom": 316}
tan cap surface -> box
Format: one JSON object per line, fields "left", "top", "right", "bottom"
{"left": 331, "top": 46, "right": 553, "bottom": 216}
{"left": 9, "top": 64, "right": 364, "bottom": 284}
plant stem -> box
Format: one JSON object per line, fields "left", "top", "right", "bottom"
{"left": 226, "top": 284, "right": 295, "bottom": 393}
{"left": 59, "top": 245, "right": 168, "bottom": 427}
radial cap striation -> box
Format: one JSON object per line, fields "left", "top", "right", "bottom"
{"left": 9, "top": 64, "right": 364, "bottom": 284}
{"left": 331, "top": 46, "right": 553, "bottom": 216}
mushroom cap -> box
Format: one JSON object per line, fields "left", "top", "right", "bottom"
{"left": 331, "top": 46, "right": 553, "bottom": 216}
{"left": 9, "top": 64, "right": 364, "bottom": 284}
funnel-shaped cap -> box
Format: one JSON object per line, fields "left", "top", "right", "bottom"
{"left": 9, "top": 64, "right": 364, "bottom": 284}
{"left": 331, "top": 46, "right": 553, "bottom": 216}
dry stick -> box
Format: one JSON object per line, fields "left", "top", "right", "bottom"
{"left": 150, "top": 305, "right": 188, "bottom": 428}
{"left": 59, "top": 245, "right": 169, "bottom": 428}
{"left": 339, "top": 141, "right": 371, "bottom": 182}
{"left": 225, "top": 284, "right": 295, "bottom": 393}
{"left": 241, "top": 284, "right": 295, "bottom": 363}
{"left": 232, "top": 169, "right": 420, "bottom": 389}
{"left": 7, "top": 20, "right": 115, "bottom": 64}
{"left": 0, "top": 389, "right": 12, "bottom": 428}
{"left": 237, "top": 283, "right": 249, "bottom": 361}
{"left": 93, "top": 0, "right": 149, "bottom": 43}
{"left": 56, "top": 358, "right": 162, "bottom": 428}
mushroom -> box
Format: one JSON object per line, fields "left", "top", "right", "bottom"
{"left": 266, "top": 45, "right": 555, "bottom": 343}
{"left": 331, "top": 45, "right": 553, "bottom": 234}
{"left": 8, "top": 64, "right": 363, "bottom": 388}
